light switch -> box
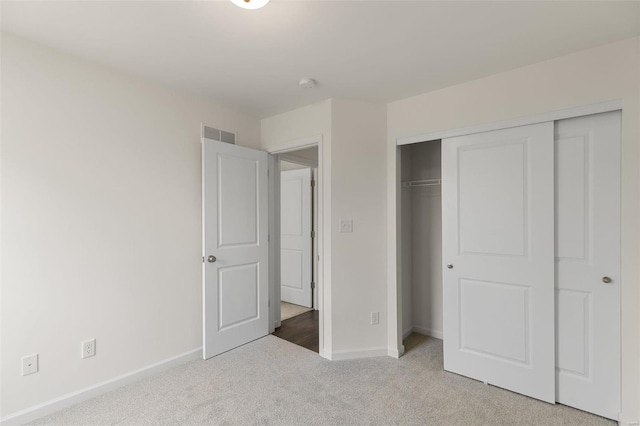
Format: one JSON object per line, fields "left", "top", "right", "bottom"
{"left": 339, "top": 219, "right": 353, "bottom": 233}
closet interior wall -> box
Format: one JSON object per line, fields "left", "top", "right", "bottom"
{"left": 401, "top": 140, "right": 443, "bottom": 340}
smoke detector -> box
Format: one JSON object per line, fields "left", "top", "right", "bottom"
{"left": 299, "top": 78, "right": 316, "bottom": 89}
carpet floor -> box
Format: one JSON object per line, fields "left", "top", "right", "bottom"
{"left": 30, "top": 334, "right": 613, "bottom": 425}
{"left": 280, "top": 301, "right": 312, "bottom": 321}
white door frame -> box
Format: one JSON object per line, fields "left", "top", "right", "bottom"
{"left": 391, "top": 100, "right": 624, "bottom": 415}
{"left": 267, "top": 135, "right": 327, "bottom": 358}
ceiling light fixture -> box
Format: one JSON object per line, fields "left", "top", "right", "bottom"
{"left": 230, "top": 0, "right": 270, "bottom": 10}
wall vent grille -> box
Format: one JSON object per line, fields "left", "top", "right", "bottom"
{"left": 202, "top": 125, "right": 236, "bottom": 144}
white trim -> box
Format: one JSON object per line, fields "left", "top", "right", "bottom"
{"left": 279, "top": 152, "right": 318, "bottom": 168}
{"left": 413, "top": 326, "right": 443, "bottom": 340}
{"left": 402, "top": 326, "right": 443, "bottom": 340}
{"left": 327, "top": 347, "right": 389, "bottom": 361}
{"left": 268, "top": 154, "right": 279, "bottom": 333}
{"left": 388, "top": 346, "right": 405, "bottom": 358}
{"left": 387, "top": 144, "right": 403, "bottom": 360}
{"left": 619, "top": 415, "right": 640, "bottom": 426}
{"left": 0, "top": 348, "right": 202, "bottom": 426}
{"left": 267, "top": 135, "right": 321, "bottom": 154}
{"left": 396, "top": 100, "right": 622, "bottom": 146}
{"left": 266, "top": 135, "right": 327, "bottom": 359}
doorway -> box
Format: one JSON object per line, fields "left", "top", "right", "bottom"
{"left": 270, "top": 144, "right": 322, "bottom": 353}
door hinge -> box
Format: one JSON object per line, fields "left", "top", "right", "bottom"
{"left": 268, "top": 234, "right": 270, "bottom": 242}
{"left": 268, "top": 299, "right": 270, "bottom": 308}
{"left": 311, "top": 282, "right": 316, "bottom": 289}
{"left": 311, "top": 180, "right": 316, "bottom": 187}
{"left": 267, "top": 169, "right": 270, "bottom": 177}
{"left": 202, "top": 256, "right": 205, "bottom": 263}
{"left": 311, "top": 230, "right": 315, "bottom": 239}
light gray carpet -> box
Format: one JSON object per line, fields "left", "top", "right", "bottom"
{"left": 29, "top": 334, "right": 613, "bottom": 425}
{"left": 280, "top": 301, "right": 312, "bottom": 321}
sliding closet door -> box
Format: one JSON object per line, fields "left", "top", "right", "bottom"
{"left": 555, "top": 111, "right": 621, "bottom": 420}
{"left": 442, "top": 122, "right": 555, "bottom": 403}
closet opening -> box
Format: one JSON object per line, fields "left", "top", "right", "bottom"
{"left": 399, "top": 139, "right": 443, "bottom": 345}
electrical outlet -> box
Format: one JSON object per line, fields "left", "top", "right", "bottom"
{"left": 339, "top": 219, "right": 353, "bottom": 233}
{"left": 22, "top": 354, "right": 38, "bottom": 376}
{"left": 81, "top": 339, "right": 96, "bottom": 359}
{"left": 371, "top": 312, "right": 379, "bottom": 325}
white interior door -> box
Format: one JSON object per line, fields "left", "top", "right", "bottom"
{"left": 202, "top": 139, "right": 269, "bottom": 359}
{"left": 555, "top": 111, "right": 621, "bottom": 419}
{"left": 442, "top": 122, "right": 555, "bottom": 403}
{"left": 280, "top": 168, "right": 312, "bottom": 308}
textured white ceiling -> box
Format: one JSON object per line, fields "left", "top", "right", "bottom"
{"left": 3, "top": 1, "right": 639, "bottom": 117}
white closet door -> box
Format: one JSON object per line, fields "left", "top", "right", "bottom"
{"left": 555, "top": 111, "right": 621, "bottom": 420}
{"left": 202, "top": 139, "right": 269, "bottom": 359}
{"left": 442, "top": 122, "right": 555, "bottom": 403}
{"left": 280, "top": 168, "right": 312, "bottom": 308}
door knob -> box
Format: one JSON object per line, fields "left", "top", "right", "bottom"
{"left": 602, "top": 276, "right": 612, "bottom": 284}
{"left": 207, "top": 255, "right": 217, "bottom": 263}
{"left": 446, "top": 264, "right": 453, "bottom": 269}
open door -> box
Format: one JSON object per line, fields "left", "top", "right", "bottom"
{"left": 202, "top": 138, "right": 269, "bottom": 359}
{"left": 441, "top": 122, "right": 555, "bottom": 402}
{"left": 280, "top": 168, "right": 313, "bottom": 308}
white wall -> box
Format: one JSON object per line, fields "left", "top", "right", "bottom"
{"left": 330, "top": 99, "right": 387, "bottom": 355}
{"left": 262, "top": 99, "right": 388, "bottom": 358}
{"left": 261, "top": 101, "right": 331, "bottom": 149}
{"left": 0, "top": 34, "right": 260, "bottom": 418}
{"left": 387, "top": 36, "right": 640, "bottom": 422}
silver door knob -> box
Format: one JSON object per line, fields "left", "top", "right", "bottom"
{"left": 602, "top": 276, "right": 612, "bottom": 284}
{"left": 207, "top": 255, "right": 217, "bottom": 263}
{"left": 446, "top": 264, "right": 453, "bottom": 269}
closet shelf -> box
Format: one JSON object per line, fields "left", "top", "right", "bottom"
{"left": 401, "top": 179, "right": 441, "bottom": 188}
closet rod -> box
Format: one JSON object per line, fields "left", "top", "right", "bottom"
{"left": 401, "top": 179, "right": 441, "bottom": 188}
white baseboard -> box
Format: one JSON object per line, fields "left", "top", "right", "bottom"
{"left": 403, "top": 325, "right": 443, "bottom": 340}
{"left": 327, "top": 347, "right": 389, "bottom": 361}
{"left": 619, "top": 413, "right": 640, "bottom": 426}
{"left": 413, "top": 326, "right": 443, "bottom": 340}
{"left": 1, "top": 347, "right": 202, "bottom": 426}
{"left": 402, "top": 327, "right": 413, "bottom": 340}
{"left": 387, "top": 345, "right": 404, "bottom": 358}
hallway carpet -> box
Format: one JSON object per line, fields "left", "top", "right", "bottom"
{"left": 30, "top": 334, "right": 612, "bottom": 425}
